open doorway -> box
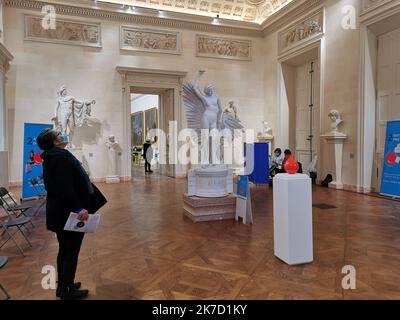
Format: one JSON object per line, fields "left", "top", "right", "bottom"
{"left": 131, "top": 93, "right": 160, "bottom": 176}
{"left": 278, "top": 46, "right": 321, "bottom": 174}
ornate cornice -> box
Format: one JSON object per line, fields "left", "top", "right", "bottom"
{"left": 4, "top": 0, "right": 328, "bottom": 39}
{"left": 361, "top": 0, "right": 394, "bottom": 14}
{"left": 4, "top": 0, "right": 264, "bottom": 38}
{"left": 261, "top": 0, "right": 325, "bottom": 37}
{"left": 0, "top": 41, "right": 13, "bottom": 74}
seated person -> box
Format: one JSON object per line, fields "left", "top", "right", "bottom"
{"left": 269, "top": 148, "right": 284, "bottom": 177}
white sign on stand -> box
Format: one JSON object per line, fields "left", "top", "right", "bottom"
{"left": 235, "top": 175, "right": 253, "bottom": 224}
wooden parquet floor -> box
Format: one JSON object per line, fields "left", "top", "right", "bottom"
{"left": 1, "top": 172, "right": 400, "bottom": 300}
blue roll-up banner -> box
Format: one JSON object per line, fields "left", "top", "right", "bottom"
{"left": 380, "top": 120, "right": 400, "bottom": 197}
{"left": 22, "top": 123, "right": 53, "bottom": 200}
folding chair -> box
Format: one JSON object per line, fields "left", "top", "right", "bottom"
{"left": 0, "top": 199, "right": 33, "bottom": 256}
{"left": 0, "top": 256, "right": 11, "bottom": 300}
{"left": 28, "top": 179, "right": 47, "bottom": 217}
{"left": 0, "top": 187, "right": 35, "bottom": 228}
{"left": 0, "top": 187, "right": 32, "bottom": 219}
{"left": 31, "top": 177, "right": 47, "bottom": 199}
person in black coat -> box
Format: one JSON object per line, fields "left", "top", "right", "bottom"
{"left": 143, "top": 139, "right": 153, "bottom": 173}
{"left": 37, "top": 129, "right": 107, "bottom": 300}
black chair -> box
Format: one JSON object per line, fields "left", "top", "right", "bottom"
{"left": 28, "top": 179, "right": 47, "bottom": 217}
{"left": 0, "top": 256, "right": 11, "bottom": 300}
{"left": 0, "top": 198, "right": 33, "bottom": 256}
{"left": 0, "top": 187, "right": 32, "bottom": 218}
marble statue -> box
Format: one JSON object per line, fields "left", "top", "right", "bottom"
{"left": 52, "top": 85, "right": 96, "bottom": 143}
{"left": 328, "top": 109, "right": 343, "bottom": 133}
{"left": 183, "top": 70, "right": 243, "bottom": 198}
{"left": 224, "top": 100, "right": 238, "bottom": 119}
{"left": 183, "top": 70, "right": 243, "bottom": 149}
{"left": 105, "top": 135, "right": 120, "bottom": 183}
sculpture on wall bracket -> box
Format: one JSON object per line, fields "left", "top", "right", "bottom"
{"left": 52, "top": 85, "right": 96, "bottom": 145}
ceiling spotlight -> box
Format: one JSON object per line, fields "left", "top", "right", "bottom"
{"left": 130, "top": 6, "right": 136, "bottom": 11}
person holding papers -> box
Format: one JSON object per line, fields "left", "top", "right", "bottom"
{"left": 37, "top": 128, "right": 107, "bottom": 300}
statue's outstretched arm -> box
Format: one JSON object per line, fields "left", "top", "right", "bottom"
{"left": 193, "top": 70, "right": 207, "bottom": 103}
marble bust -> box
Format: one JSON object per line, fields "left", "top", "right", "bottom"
{"left": 258, "top": 120, "right": 273, "bottom": 139}
{"left": 328, "top": 109, "right": 343, "bottom": 133}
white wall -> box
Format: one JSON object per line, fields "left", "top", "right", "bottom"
{"left": 4, "top": 6, "right": 265, "bottom": 183}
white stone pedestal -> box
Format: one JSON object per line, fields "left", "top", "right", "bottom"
{"left": 273, "top": 173, "right": 313, "bottom": 265}
{"left": 187, "top": 165, "right": 233, "bottom": 198}
{"left": 321, "top": 132, "right": 347, "bottom": 190}
{"left": 0, "top": 151, "right": 9, "bottom": 188}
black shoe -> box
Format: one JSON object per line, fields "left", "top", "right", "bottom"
{"left": 59, "top": 288, "right": 89, "bottom": 300}
{"left": 149, "top": 170, "right": 153, "bottom": 173}
{"left": 56, "top": 282, "right": 82, "bottom": 298}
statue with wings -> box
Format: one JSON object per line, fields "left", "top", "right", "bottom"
{"left": 183, "top": 70, "right": 244, "bottom": 146}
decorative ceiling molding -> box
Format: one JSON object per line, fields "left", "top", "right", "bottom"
{"left": 359, "top": 0, "right": 400, "bottom": 24}
{"left": 262, "top": 0, "right": 324, "bottom": 36}
{"left": 4, "top": 0, "right": 326, "bottom": 38}
{"left": 361, "top": 0, "right": 394, "bottom": 14}
{"left": 4, "top": 0, "right": 263, "bottom": 37}
{"left": 99, "top": 0, "right": 294, "bottom": 24}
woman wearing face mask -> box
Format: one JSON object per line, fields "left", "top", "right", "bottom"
{"left": 37, "top": 129, "right": 107, "bottom": 300}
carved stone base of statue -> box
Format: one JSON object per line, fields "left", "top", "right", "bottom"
{"left": 187, "top": 165, "right": 233, "bottom": 198}
{"left": 106, "top": 175, "right": 120, "bottom": 184}
{"left": 183, "top": 194, "right": 236, "bottom": 222}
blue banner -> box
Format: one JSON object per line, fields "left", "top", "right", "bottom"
{"left": 22, "top": 123, "right": 53, "bottom": 199}
{"left": 237, "top": 175, "right": 249, "bottom": 199}
{"left": 380, "top": 120, "right": 400, "bottom": 197}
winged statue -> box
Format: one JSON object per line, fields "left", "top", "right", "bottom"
{"left": 183, "top": 70, "right": 244, "bottom": 148}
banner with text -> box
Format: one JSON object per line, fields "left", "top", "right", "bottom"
{"left": 22, "top": 123, "right": 53, "bottom": 200}
{"left": 380, "top": 120, "right": 400, "bottom": 197}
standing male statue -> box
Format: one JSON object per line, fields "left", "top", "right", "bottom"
{"left": 52, "top": 85, "right": 96, "bottom": 143}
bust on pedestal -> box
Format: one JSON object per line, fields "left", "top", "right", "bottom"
{"left": 105, "top": 135, "right": 120, "bottom": 184}
{"left": 320, "top": 110, "right": 347, "bottom": 189}
{"left": 257, "top": 121, "right": 274, "bottom": 154}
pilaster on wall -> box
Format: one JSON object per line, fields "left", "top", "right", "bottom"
{"left": 0, "top": 0, "right": 4, "bottom": 44}
{"left": 0, "top": 41, "right": 13, "bottom": 151}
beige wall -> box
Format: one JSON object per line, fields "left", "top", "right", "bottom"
{"left": 262, "top": 0, "right": 361, "bottom": 188}
{"left": 4, "top": 6, "right": 265, "bottom": 183}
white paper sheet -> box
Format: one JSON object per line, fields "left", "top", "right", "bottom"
{"left": 64, "top": 212, "right": 100, "bottom": 233}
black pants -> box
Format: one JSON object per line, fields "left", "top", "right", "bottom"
{"left": 56, "top": 230, "right": 85, "bottom": 290}
{"left": 145, "top": 160, "right": 151, "bottom": 172}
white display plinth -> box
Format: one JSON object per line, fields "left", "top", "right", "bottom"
{"left": 273, "top": 173, "right": 313, "bottom": 265}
